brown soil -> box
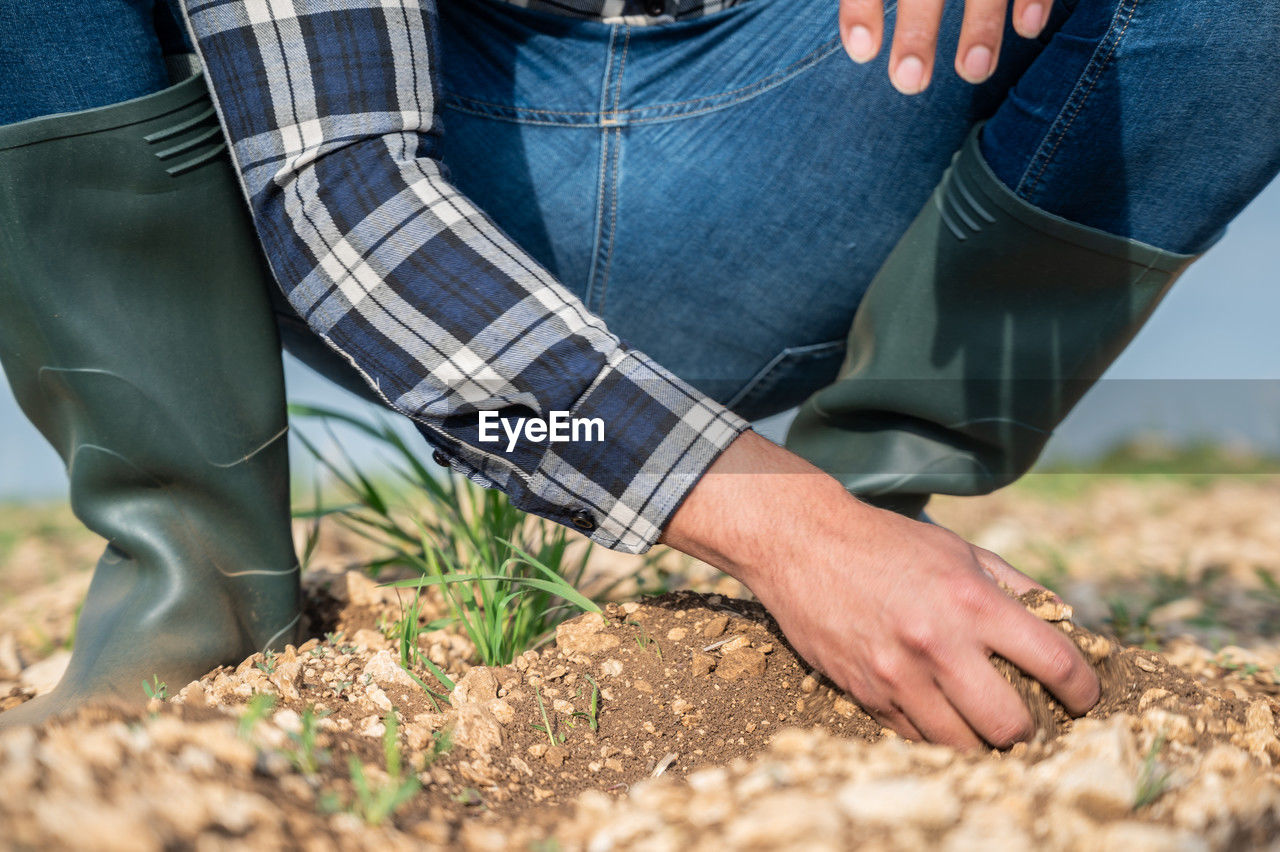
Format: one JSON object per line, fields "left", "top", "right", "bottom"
{"left": 4, "top": 479, "right": 1280, "bottom": 849}
{"left": 425, "top": 593, "right": 883, "bottom": 814}
{"left": 175, "top": 587, "right": 889, "bottom": 835}
{"left": 167, "top": 583, "right": 1280, "bottom": 845}
{"left": 5, "top": 579, "right": 1280, "bottom": 850}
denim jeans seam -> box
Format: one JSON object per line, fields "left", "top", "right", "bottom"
{"left": 593, "top": 26, "right": 631, "bottom": 313}
{"left": 441, "top": 37, "right": 842, "bottom": 126}
{"left": 1015, "top": 0, "right": 1140, "bottom": 201}
{"left": 584, "top": 24, "right": 620, "bottom": 307}
{"left": 584, "top": 128, "right": 611, "bottom": 305}
{"left": 596, "top": 126, "right": 623, "bottom": 313}
{"left": 614, "top": 26, "right": 631, "bottom": 112}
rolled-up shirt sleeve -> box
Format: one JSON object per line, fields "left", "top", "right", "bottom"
{"left": 178, "top": 0, "right": 748, "bottom": 553}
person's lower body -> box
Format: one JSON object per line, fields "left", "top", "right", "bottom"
{"left": 0, "top": 0, "right": 300, "bottom": 726}
{"left": 435, "top": 0, "right": 1280, "bottom": 511}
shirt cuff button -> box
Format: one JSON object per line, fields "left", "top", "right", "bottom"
{"left": 431, "top": 450, "right": 451, "bottom": 468}
{"left": 570, "top": 509, "right": 596, "bottom": 531}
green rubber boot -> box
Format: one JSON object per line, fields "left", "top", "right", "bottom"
{"left": 786, "top": 126, "right": 1199, "bottom": 516}
{"left": 0, "top": 72, "right": 300, "bottom": 726}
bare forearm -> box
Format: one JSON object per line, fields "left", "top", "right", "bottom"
{"left": 661, "top": 429, "right": 866, "bottom": 589}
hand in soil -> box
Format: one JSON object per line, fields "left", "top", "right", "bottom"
{"left": 663, "top": 430, "right": 1101, "bottom": 749}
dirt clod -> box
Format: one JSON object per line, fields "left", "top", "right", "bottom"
{"left": 702, "top": 615, "right": 729, "bottom": 639}
{"left": 690, "top": 652, "right": 716, "bottom": 678}
{"left": 716, "top": 648, "right": 766, "bottom": 681}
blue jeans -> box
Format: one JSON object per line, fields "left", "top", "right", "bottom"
{"left": 0, "top": 0, "right": 191, "bottom": 122}
{"left": 432, "top": 0, "right": 1279, "bottom": 418}
{"left": 3, "top": 0, "right": 1278, "bottom": 421}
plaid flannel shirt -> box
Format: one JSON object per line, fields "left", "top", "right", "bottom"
{"left": 180, "top": 0, "right": 750, "bottom": 554}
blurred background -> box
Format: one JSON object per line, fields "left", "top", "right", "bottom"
{"left": 2, "top": 176, "right": 1277, "bottom": 500}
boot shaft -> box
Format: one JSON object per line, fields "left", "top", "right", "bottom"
{"left": 0, "top": 73, "right": 300, "bottom": 688}
{"left": 787, "top": 126, "right": 1199, "bottom": 504}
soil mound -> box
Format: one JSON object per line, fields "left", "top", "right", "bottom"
{"left": 381, "top": 588, "right": 1280, "bottom": 826}
{"left": 427, "top": 592, "right": 883, "bottom": 815}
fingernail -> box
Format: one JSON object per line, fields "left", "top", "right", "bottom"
{"left": 892, "top": 55, "right": 927, "bottom": 95}
{"left": 1019, "top": 2, "right": 1046, "bottom": 36}
{"left": 962, "top": 44, "right": 993, "bottom": 81}
{"left": 845, "top": 25, "right": 875, "bottom": 63}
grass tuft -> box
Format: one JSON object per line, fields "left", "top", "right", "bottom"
{"left": 287, "top": 704, "right": 330, "bottom": 778}
{"left": 238, "top": 693, "right": 277, "bottom": 739}
{"left": 292, "top": 406, "right": 608, "bottom": 672}
{"left": 388, "top": 582, "right": 453, "bottom": 708}
{"left": 345, "top": 711, "right": 421, "bottom": 826}
{"left": 1134, "top": 732, "right": 1174, "bottom": 810}
{"left": 532, "top": 686, "right": 562, "bottom": 746}
{"left": 573, "top": 674, "right": 601, "bottom": 732}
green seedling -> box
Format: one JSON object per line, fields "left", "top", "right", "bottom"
{"left": 1133, "top": 732, "right": 1174, "bottom": 809}
{"left": 1248, "top": 568, "right": 1280, "bottom": 634}
{"left": 346, "top": 711, "right": 421, "bottom": 826}
{"left": 387, "top": 538, "right": 601, "bottom": 670}
{"left": 417, "top": 656, "right": 456, "bottom": 695}
{"left": 1254, "top": 568, "right": 1280, "bottom": 602}
{"left": 390, "top": 579, "right": 454, "bottom": 707}
{"left": 296, "top": 476, "right": 325, "bottom": 572}
{"left": 532, "top": 686, "right": 563, "bottom": 746}
{"left": 142, "top": 674, "right": 168, "bottom": 701}
{"left": 287, "top": 704, "right": 330, "bottom": 778}
{"left": 571, "top": 675, "right": 601, "bottom": 732}
{"left": 393, "top": 591, "right": 424, "bottom": 669}
{"left": 454, "top": 787, "right": 484, "bottom": 807}
{"left": 1105, "top": 598, "right": 1161, "bottom": 651}
{"left": 238, "top": 692, "right": 277, "bottom": 739}
{"left": 628, "top": 621, "right": 662, "bottom": 659}
{"left": 428, "top": 726, "right": 454, "bottom": 766}
{"left": 255, "top": 649, "right": 278, "bottom": 676}
{"left": 323, "top": 629, "right": 357, "bottom": 655}
{"left": 405, "top": 665, "right": 451, "bottom": 712}
{"left": 529, "top": 841, "right": 563, "bottom": 852}
{"left": 1215, "top": 652, "right": 1261, "bottom": 679}
{"left": 1216, "top": 651, "right": 1244, "bottom": 672}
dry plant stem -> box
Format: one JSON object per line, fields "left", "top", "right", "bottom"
{"left": 661, "top": 430, "right": 1101, "bottom": 750}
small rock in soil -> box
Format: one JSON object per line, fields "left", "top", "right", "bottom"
{"left": 716, "top": 648, "right": 767, "bottom": 681}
